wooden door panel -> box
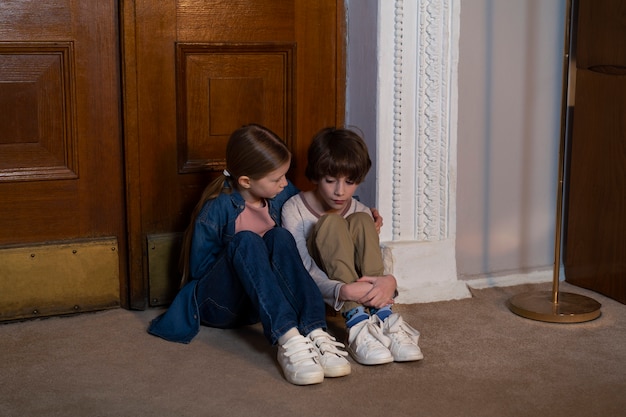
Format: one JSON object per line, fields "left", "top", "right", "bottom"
{"left": 564, "top": 0, "right": 626, "bottom": 304}
{"left": 0, "top": 43, "right": 78, "bottom": 183}
{"left": 0, "top": 0, "right": 126, "bottom": 320}
{"left": 0, "top": 43, "right": 78, "bottom": 182}
{"left": 564, "top": 69, "right": 626, "bottom": 303}
{"left": 123, "top": 0, "right": 345, "bottom": 308}
{"left": 177, "top": 43, "right": 295, "bottom": 174}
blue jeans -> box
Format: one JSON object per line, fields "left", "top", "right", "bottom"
{"left": 194, "top": 228, "right": 326, "bottom": 345}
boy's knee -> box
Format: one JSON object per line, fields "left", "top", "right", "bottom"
{"left": 346, "top": 212, "right": 375, "bottom": 231}
{"left": 347, "top": 211, "right": 372, "bottom": 224}
{"left": 318, "top": 213, "right": 345, "bottom": 228}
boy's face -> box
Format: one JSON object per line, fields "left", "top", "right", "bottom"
{"left": 313, "top": 176, "right": 359, "bottom": 213}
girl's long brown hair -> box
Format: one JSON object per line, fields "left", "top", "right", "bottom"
{"left": 178, "top": 124, "right": 291, "bottom": 286}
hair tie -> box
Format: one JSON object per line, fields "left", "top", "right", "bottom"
{"left": 223, "top": 169, "right": 231, "bottom": 177}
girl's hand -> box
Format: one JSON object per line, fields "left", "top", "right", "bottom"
{"left": 370, "top": 208, "right": 383, "bottom": 234}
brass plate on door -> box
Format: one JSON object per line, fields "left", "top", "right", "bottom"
{"left": 0, "top": 238, "right": 120, "bottom": 322}
{"left": 147, "top": 233, "right": 183, "bottom": 307}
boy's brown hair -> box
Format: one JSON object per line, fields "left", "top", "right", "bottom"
{"left": 305, "top": 127, "right": 371, "bottom": 184}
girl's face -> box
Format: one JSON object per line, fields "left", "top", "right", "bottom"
{"left": 242, "top": 161, "right": 290, "bottom": 204}
{"left": 313, "top": 175, "right": 359, "bottom": 213}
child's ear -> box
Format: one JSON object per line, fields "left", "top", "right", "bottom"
{"left": 238, "top": 175, "right": 251, "bottom": 189}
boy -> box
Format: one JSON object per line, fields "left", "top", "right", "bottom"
{"left": 282, "top": 127, "right": 423, "bottom": 365}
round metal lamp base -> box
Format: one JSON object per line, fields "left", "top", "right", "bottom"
{"left": 507, "top": 291, "right": 601, "bottom": 323}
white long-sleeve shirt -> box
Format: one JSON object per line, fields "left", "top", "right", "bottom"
{"left": 281, "top": 192, "right": 372, "bottom": 310}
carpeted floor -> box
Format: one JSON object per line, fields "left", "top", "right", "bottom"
{"left": 1, "top": 281, "right": 625, "bottom": 417}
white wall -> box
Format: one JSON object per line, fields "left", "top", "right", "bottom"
{"left": 346, "top": 0, "right": 568, "bottom": 295}
{"left": 347, "top": 0, "right": 470, "bottom": 302}
{"left": 456, "top": 0, "right": 566, "bottom": 281}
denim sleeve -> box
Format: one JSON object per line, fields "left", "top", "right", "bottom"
{"left": 189, "top": 201, "right": 225, "bottom": 280}
{"left": 147, "top": 281, "right": 200, "bottom": 344}
{"left": 272, "top": 181, "right": 299, "bottom": 214}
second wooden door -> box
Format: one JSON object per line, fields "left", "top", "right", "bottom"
{"left": 121, "top": 0, "right": 346, "bottom": 308}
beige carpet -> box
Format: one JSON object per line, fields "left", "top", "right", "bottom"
{"left": 1, "top": 281, "right": 625, "bottom": 417}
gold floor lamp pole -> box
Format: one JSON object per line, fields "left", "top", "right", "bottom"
{"left": 506, "top": 0, "right": 601, "bottom": 323}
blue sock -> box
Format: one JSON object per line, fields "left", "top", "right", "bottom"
{"left": 343, "top": 306, "right": 368, "bottom": 328}
{"left": 370, "top": 304, "right": 393, "bottom": 321}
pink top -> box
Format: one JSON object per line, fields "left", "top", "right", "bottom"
{"left": 235, "top": 200, "right": 275, "bottom": 236}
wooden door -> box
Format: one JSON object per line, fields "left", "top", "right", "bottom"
{"left": 0, "top": 0, "right": 127, "bottom": 320}
{"left": 564, "top": 0, "right": 626, "bottom": 304}
{"left": 121, "top": 1, "right": 346, "bottom": 308}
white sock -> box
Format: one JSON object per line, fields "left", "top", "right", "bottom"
{"left": 278, "top": 327, "right": 300, "bottom": 345}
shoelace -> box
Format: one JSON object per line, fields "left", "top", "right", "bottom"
{"left": 311, "top": 333, "right": 348, "bottom": 358}
{"left": 386, "top": 317, "right": 419, "bottom": 345}
{"left": 356, "top": 321, "right": 391, "bottom": 349}
{"left": 282, "top": 336, "right": 320, "bottom": 364}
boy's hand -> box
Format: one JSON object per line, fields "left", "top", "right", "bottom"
{"left": 339, "top": 281, "right": 374, "bottom": 304}
{"left": 370, "top": 208, "right": 383, "bottom": 233}
{"left": 356, "top": 275, "right": 396, "bottom": 309}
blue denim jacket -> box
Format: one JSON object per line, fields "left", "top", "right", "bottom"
{"left": 148, "top": 181, "right": 299, "bottom": 343}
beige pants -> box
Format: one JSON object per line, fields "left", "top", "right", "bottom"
{"left": 307, "top": 212, "right": 384, "bottom": 314}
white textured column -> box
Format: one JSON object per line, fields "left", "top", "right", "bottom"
{"left": 377, "top": 0, "right": 470, "bottom": 303}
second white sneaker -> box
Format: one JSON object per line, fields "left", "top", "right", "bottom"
{"left": 347, "top": 317, "right": 393, "bottom": 365}
{"left": 277, "top": 334, "right": 324, "bottom": 385}
{"left": 308, "top": 329, "right": 351, "bottom": 377}
{"left": 375, "top": 313, "right": 424, "bottom": 362}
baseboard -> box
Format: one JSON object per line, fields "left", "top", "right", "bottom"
{"left": 381, "top": 239, "right": 564, "bottom": 304}
{"left": 464, "top": 267, "right": 564, "bottom": 290}
{"left": 395, "top": 280, "right": 472, "bottom": 304}
{"left": 382, "top": 239, "right": 472, "bottom": 304}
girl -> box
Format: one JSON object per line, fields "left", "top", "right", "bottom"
{"left": 148, "top": 124, "right": 350, "bottom": 385}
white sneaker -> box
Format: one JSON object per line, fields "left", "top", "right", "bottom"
{"left": 308, "top": 329, "right": 351, "bottom": 377}
{"left": 347, "top": 317, "right": 393, "bottom": 365}
{"left": 375, "top": 313, "right": 424, "bottom": 362}
{"left": 277, "top": 334, "right": 324, "bottom": 385}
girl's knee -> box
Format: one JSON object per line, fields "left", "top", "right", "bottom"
{"left": 264, "top": 227, "right": 296, "bottom": 247}
{"left": 233, "top": 230, "right": 262, "bottom": 243}
{"left": 230, "top": 230, "right": 265, "bottom": 252}
{"left": 265, "top": 226, "right": 291, "bottom": 239}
